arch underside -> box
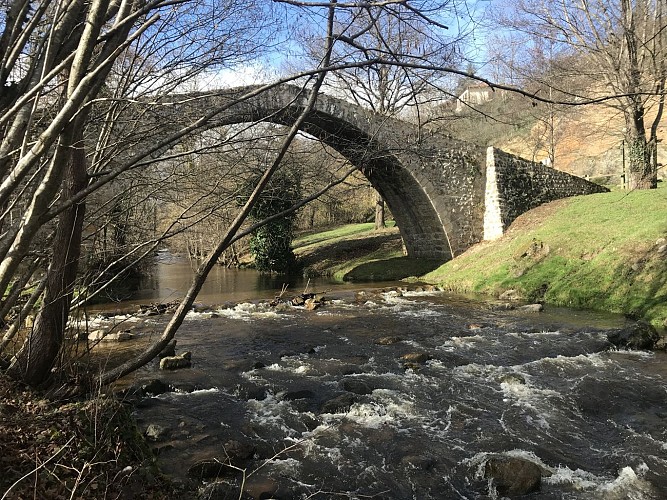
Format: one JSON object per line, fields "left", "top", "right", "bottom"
{"left": 206, "top": 105, "right": 455, "bottom": 261}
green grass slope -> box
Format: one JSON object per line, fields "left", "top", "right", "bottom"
{"left": 424, "top": 189, "right": 667, "bottom": 327}
{"left": 293, "top": 222, "right": 443, "bottom": 281}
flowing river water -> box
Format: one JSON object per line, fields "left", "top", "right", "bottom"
{"left": 90, "top": 255, "right": 667, "bottom": 499}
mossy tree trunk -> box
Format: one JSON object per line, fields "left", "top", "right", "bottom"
{"left": 374, "top": 191, "right": 386, "bottom": 230}
{"left": 625, "top": 101, "right": 657, "bottom": 190}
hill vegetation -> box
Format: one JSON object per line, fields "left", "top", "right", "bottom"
{"left": 435, "top": 90, "right": 667, "bottom": 188}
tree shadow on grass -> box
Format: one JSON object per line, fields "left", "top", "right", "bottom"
{"left": 612, "top": 230, "right": 667, "bottom": 326}
{"left": 343, "top": 257, "right": 446, "bottom": 282}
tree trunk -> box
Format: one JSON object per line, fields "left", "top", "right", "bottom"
{"left": 625, "top": 124, "right": 657, "bottom": 190}
{"left": 7, "top": 125, "right": 88, "bottom": 387}
{"left": 374, "top": 191, "right": 385, "bottom": 230}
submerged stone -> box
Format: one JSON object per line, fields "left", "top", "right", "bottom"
{"left": 484, "top": 456, "right": 543, "bottom": 495}
{"left": 607, "top": 321, "right": 660, "bottom": 350}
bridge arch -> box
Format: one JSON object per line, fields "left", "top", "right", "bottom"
{"left": 159, "top": 84, "right": 481, "bottom": 260}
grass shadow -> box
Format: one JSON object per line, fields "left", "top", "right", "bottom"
{"left": 343, "top": 257, "right": 446, "bottom": 282}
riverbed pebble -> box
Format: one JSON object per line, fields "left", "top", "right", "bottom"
{"left": 375, "top": 336, "right": 403, "bottom": 345}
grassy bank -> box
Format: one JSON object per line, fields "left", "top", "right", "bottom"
{"left": 293, "top": 222, "right": 443, "bottom": 281}
{"left": 424, "top": 189, "right": 667, "bottom": 327}
{"left": 293, "top": 190, "right": 666, "bottom": 326}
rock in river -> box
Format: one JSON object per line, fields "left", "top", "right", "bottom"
{"left": 375, "top": 336, "right": 402, "bottom": 345}
{"left": 223, "top": 439, "right": 256, "bottom": 461}
{"left": 159, "top": 351, "right": 192, "bottom": 370}
{"left": 484, "top": 455, "right": 544, "bottom": 496}
{"left": 607, "top": 321, "right": 660, "bottom": 350}
{"left": 517, "top": 303, "right": 544, "bottom": 313}
{"left": 320, "top": 393, "right": 357, "bottom": 414}
{"left": 145, "top": 423, "right": 170, "bottom": 441}
{"left": 88, "top": 329, "right": 134, "bottom": 342}
{"left": 341, "top": 378, "right": 373, "bottom": 395}
{"left": 400, "top": 352, "right": 431, "bottom": 363}
{"left": 188, "top": 459, "right": 228, "bottom": 480}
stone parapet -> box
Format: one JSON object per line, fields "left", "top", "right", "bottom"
{"left": 142, "top": 85, "right": 608, "bottom": 259}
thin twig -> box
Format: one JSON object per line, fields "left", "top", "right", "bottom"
{"left": 1, "top": 437, "right": 75, "bottom": 500}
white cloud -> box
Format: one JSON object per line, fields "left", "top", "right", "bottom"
{"left": 194, "top": 62, "right": 275, "bottom": 90}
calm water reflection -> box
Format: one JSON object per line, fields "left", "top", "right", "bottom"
{"left": 131, "top": 250, "right": 395, "bottom": 305}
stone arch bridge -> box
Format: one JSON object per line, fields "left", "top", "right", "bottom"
{"left": 152, "top": 84, "right": 607, "bottom": 260}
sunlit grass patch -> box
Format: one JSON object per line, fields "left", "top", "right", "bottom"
{"left": 425, "top": 189, "right": 667, "bottom": 327}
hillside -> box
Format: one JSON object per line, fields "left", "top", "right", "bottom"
{"left": 423, "top": 188, "right": 667, "bottom": 328}
{"left": 501, "top": 103, "right": 667, "bottom": 183}
{"left": 441, "top": 92, "right": 667, "bottom": 186}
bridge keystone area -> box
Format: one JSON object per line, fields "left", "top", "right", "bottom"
{"left": 154, "top": 84, "right": 608, "bottom": 260}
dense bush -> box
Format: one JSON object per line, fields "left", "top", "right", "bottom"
{"left": 246, "top": 166, "right": 302, "bottom": 274}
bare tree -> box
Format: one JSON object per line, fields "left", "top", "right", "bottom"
{"left": 295, "top": 1, "right": 465, "bottom": 229}
{"left": 495, "top": 0, "right": 667, "bottom": 189}
{"left": 0, "top": 0, "right": 273, "bottom": 386}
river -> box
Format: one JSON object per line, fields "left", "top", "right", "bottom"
{"left": 91, "top": 256, "right": 667, "bottom": 499}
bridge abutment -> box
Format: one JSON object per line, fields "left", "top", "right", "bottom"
{"left": 483, "top": 147, "right": 609, "bottom": 241}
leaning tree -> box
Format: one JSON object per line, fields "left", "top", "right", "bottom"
{"left": 0, "top": 0, "right": 275, "bottom": 386}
